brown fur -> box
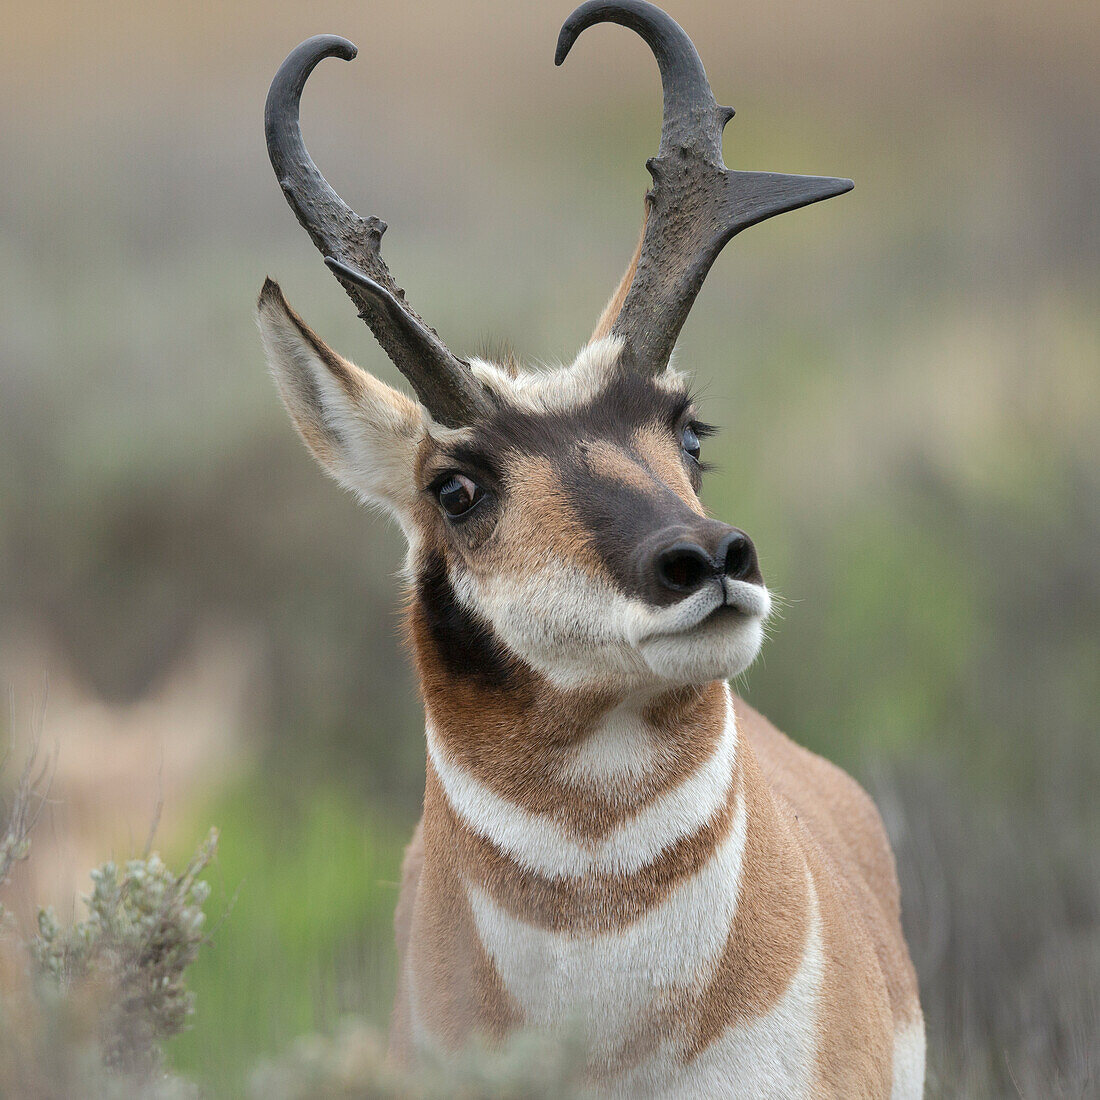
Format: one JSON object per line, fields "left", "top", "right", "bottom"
{"left": 398, "top": 769, "right": 523, "bottom": 1052}
{"left": 497, "top": 455, "right": 607, "bottom": 577}
{"left": 631, "top": 426, "right": 705, "bottom": 512}
{"left": 736, "top": 699, "right": 921, "bottom": 1029}
{"left": 412, "top": 616, "right": 728, "bottom": 837}
{"left": 392, "top": 687, "right": 922, "bottom": 1088}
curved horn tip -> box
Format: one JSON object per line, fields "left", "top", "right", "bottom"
{"left": 555, "top": 0, "right": 635, "bottom": 66}
{"left": 554, "top": 17, "right": 584, "bottom": 65}
{"left": 556, "top": 1, "right": 689, "bottom": 66}
{"left": 293, "top": 34, "right": 358, "bottom": 65}
{"left": 555, "top": 0, "right": 607, "bottom": 65}
{"left": 265, "top": 35, "right": 360, "bottom": 162}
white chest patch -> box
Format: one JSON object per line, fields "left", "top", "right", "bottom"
{"left": 465, "top": 790, "right": 749, "bottom": 1076}
{"left": 558, "top": 704, "right": 662, "bottom": 790}
{"left": 652, "top": 877, "right": 824, "bottom": 1099}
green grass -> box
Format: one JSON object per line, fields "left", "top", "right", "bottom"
{"left": 166, "top": 775, "right": 410, "bottom": 1099}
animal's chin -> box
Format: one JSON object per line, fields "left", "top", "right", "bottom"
{"left": 477, "top": 578, "right": 771, "bottom": 690}
{"left": 637, "top": 612, "right": 766, "bottom": 685}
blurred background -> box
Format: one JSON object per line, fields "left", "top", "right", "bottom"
{"left": 1, "top": 0, "right": 1096, "bottom": 1095}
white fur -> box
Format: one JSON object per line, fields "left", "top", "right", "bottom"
{"left": 470, "top": 337, "right": 687, "bottom": 416}
{"left": 425, "top": 689, "right": 737, "bottom": 879}
{"left": 451, "top": 560, "right": 770, "bottom": 691}
{"left": 559, "top": 702, "right": 661, "bottom": 791}
{"left": 659, "top": 877, "right": 825, "bottom": 1100}
{"left": 890, "top": 1019, "right": 927, "bottom": 1100}
{"left": 464, "top": 789, "right": 749, "bottom": 1075}
{"left": 257, "top": 290, "right": 424, "bottom": 532}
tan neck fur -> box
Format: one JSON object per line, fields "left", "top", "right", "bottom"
{"left": 393, "top": 615, "right": 923, "bottom": 1096}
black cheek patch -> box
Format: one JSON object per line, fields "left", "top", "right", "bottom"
{"left": 416, "top": 552, "right": 519, "bottom": 689}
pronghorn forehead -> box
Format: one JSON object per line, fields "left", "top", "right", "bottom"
{"left": 468, "top": 336, "right": 688, "bottom": 417}
{"left": 467, "top": 336, "right": 691, "bottom": 418}
{"left": 418, "top": 338, "right": 695, "bottom": 480}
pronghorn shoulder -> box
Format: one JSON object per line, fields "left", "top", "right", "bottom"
{"left": 733, "top": 696, "right": 923, "bottom": 1051}
{"left": 733, "top": 696, "right": 900, "bottom": 921}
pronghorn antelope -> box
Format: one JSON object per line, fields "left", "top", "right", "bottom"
{"left": 258, "top": 2, "right": 924, "bottom": 1095}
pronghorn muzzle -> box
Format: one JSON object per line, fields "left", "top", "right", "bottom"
{"left": 636, "top": 522, "right": 762, "bottom": 607}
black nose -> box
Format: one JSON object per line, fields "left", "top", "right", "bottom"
{"left": 716, "top": 530, "right": 759, "bottom": 582}
{"left": 653, "top": 527, "right": 761, "bottom": 597}
{"left": 655, "top": 542, "right": 715, "bottom": 593}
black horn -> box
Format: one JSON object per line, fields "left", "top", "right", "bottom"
{"left": 265, "top": 35, "right": 494, "bottom": 428}
{"left": 556, "top": 0, "right": 853, "bottom": 372}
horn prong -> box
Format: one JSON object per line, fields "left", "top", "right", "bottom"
{"left": 557, "top": 0, "right": 853, "bottom": 371}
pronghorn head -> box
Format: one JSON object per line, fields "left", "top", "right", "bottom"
{"left": 259, "top": 1, "right": 851, "bottom": 693}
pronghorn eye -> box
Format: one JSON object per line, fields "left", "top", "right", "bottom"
{"left": 681, "top": 425, "right": 702, "bottom": 462}
{"left": 437, "top": 473, "right": 484, "bottom": 517}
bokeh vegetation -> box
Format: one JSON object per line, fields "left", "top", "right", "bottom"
{"left": 1, "top": 0, "right": 1097, "bottom": 1096}
{"left": 170, "top": 780, "right": 407, "bottom": 1091}
{"left": 0, "top": 733, "right": 217, "bottom": 1096}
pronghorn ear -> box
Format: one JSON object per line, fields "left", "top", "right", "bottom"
{"left": 257, "top": 279, "right": 425, "bottom": 516}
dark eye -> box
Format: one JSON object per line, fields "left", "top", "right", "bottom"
{"left": 681, "top": 424, "right": 702, "bottom": 462}
{"left": 437, "top": 473, "right": 484, "bottom": 518}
